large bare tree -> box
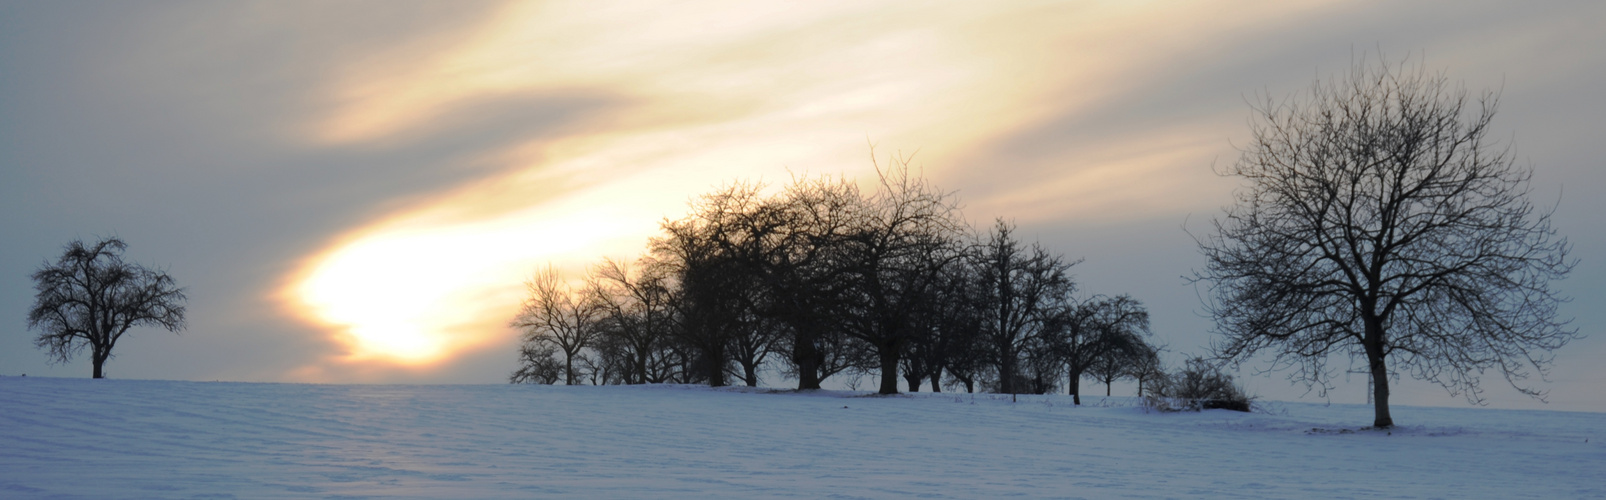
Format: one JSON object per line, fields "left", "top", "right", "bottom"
{"left": 1195, "top": 57, "right": 1576, "bottom": 427}
{"left": 29, "top": 237, "right": 186, "bottom": 379}
{"left": 760, "top": 175, "right": 863, "bottom": 390}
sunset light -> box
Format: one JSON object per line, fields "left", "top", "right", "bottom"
{"left": 290, "top": 200, "right": 643, "bottom": 364}
{"left": 286, "top": 1, "right": 1320, "bottom": 371}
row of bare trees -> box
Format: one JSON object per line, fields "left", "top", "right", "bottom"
{"left": 511, "top": 157, "right": 1161, "bottom": 401}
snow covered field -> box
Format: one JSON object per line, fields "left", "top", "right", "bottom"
{"left": 1, "top": 377, "right": 1601, "bottom": 499}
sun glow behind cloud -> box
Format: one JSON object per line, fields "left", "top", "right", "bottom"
{"left": 284, "top": 1, "right": 1342, "bottom": 377}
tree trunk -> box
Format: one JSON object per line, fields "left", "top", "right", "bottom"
{"left": 1068, "top": 370, "right": 1082, "bottom": 405}
{"left": 564, "top": 352, "right": 576, "bottom": 385}
{"left": 744, "top": 363, "right": 759, "bottom": 387}
{"left": 1364, "top": 316, "right": 1393, "bottom": 428}
{"left": 796, "top": 358, "right": 821, "bottom": 390}
{"left": 1366, "top": 349, "right": 1392, "bottom": 427}
{"left": 999, "top": 356, "right": 1017, "bottom": 395}
{"left": 904, "top": 371, "right": 922, "bottom": 392}
{"left": 929, "top": 367, "right": 942, "bottom": 393}
{"left": 793, "top": 329, "right": 822, "bottom": 390}
{"left": 704, "top": 341, "right": 728, "bottom": 387}
{"left": 1106, "top": 380, "right": 1112, "bottom": 397}
{"left": 635, "top": 351, "right": 650, "bottom": 385}
{"left": 877, "top": 344, "right": 900, "bottom": 395}
{"left": 1369, "top": 358, "right": 1392, "bottom": 427}
{"left": 91, "top": 349, "right": 107, "bottom": 379}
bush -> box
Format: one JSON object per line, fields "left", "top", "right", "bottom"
{"left": 510, "top": 342, "right": 565, "bottom": 384}
{"left": 1143, "top": 357, "right": 1252, "bottom": 412}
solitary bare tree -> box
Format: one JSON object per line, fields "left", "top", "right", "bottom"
{"left": 512, "top": 266, "right": 601, "bottom": 385}
{"left": 28, "top": 237, "right": 186, "bottom": 379}
{"left": 1195, "top": 57, "right": 1576, "bottom": 427}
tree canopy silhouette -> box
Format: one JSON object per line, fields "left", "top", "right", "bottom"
{"left": 28, "top": 237, "right": 187, "bottom": 379}
{"left": 511, "top": 151, "right": 1160, "bottom": 399}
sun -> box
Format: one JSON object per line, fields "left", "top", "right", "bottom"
{"left": 285, "top": 197, "right": 653, "bottom": 368}
{"left": 291, "top": 228, "right": 482, "bottom": 364}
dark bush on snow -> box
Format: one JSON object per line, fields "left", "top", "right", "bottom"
{"left": 1143, "top": 357, "right": 1252, "bottom": 412}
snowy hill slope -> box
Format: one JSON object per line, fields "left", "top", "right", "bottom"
{"left": 1, "top": 377, "right": 1601, "bottom": 499}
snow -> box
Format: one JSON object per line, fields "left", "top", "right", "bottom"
{"left": 1, "top": 377, "right": 1601, "bottom": 499}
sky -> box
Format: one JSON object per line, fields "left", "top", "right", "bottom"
{"left": 2, "top": 0, "right": 1602, "bottom": 410}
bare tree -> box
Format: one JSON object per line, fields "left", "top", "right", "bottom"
{"left": 590, "top": 257, "right": 680, "bottom": 384}
{"left": 838, "top": 153, "right": 968, "bottom": 394}
{"left": 512, "top": 266, "right": 602, "bottom": 385}
{"left": 919, "top": 260, "right": 985, "bottom": 393}
{"left": 656, "top": 183, "right": 770, "bottom": 387}
{"left": 972, "top": 219, "right": 1077, "bottom": 396}
{"left": 1087, "top": 331, "right": 1156, "bottom": 397}
{"left": 727, "top": 315, "right": 782, "bottom": 387}
{"left": 928, "top": 261, "right": 988, "bottom": 393}
{"left": 1050, "top": 294, "right": 1148, "bottom": 405}
{"left": 761, "top": 175, "right": 863, "bottom": 390}
{"left": 28, "top": 237, "right": 186, "bottom": 379}
{"left": 1127, "top": 343, "right": 1166, "bottom": 398}
{"left": 1195, "top": 56, "right": 1576, "bottom": 427}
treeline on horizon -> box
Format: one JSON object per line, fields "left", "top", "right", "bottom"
{"left": 511, "top": 154, "right": 1163, "bottom": 403}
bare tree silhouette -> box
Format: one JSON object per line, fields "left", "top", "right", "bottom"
{"left": 1195, "top": 56, "right": 1576, "bottom": 427}
{"left": 29, "top": 237, "right": 186, "bottom": 379}
{"left": 512, "top": 266, "right": 602, "bottom": 385}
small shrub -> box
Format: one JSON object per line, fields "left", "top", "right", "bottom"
{"left": 1142, "top": 357, "right": 1252, "bottom": 412}
{"left": 510, "top": 342, "right": 564, "bottom": 384}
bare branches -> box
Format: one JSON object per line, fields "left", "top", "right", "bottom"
{"left": 588, "top": 257, "right": 681, "bottom": 384}
{"left": 510, "top": 150, "right": 1159, "bottom": 400}
{"left": 1047, "top": 294, "right": 1152, "bottom": 405}
{"left": 1197, "top": 55, "right": 1576, "bottom": 427}
{"left": 972, "top": 219, "right": 1078, "bottom": 396}
{"left": 511, "top": 266, "right": 601, "bottom": 385}
{"left": 837, "top": 152, "right": 969, "bottom": 394}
